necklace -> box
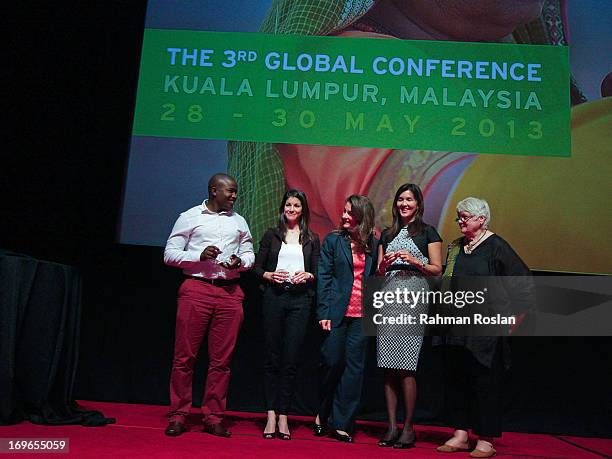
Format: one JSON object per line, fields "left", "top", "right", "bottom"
{"left": 464, "top": 230, "right": 488, "bottom": 254}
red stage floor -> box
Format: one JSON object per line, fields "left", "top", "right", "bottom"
{"left": 2, "top": 401, "right": 611, "bottom": 458}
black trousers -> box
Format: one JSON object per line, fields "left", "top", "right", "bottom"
{"left": 443, "top": 343, "right": 504, "bottom": 437}
{"left": 318, "top": 317, "right": 368, "bottom": 434}
{"left": 262, "top": 287, "right": 311, "bottom": 414}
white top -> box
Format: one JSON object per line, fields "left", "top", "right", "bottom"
{"left": 276, "top": 242, "right": 305, "bottom": 277}
{"left": 163, "top": 200, "right": 254, "bottom": 279}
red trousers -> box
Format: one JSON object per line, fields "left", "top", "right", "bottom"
{"left": 168, "top": 278, "right": 244, "bottom": 425}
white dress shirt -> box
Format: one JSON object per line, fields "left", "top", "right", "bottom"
{"left": 163, "top": 200, "right": 254, "bottom": 279}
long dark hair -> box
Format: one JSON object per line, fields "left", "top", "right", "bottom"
{"left": 277, "top": 189, "right": 313, "bottom": 244}
{"left": 336, "top": 194, "right": 376, "bottom": 253}
{"left": 388, "top": 183, "right": 425, "bottom": 240}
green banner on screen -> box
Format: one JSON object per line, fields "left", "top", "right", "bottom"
{"left": 133, "top": 30, "right": 570, "bottom": 157}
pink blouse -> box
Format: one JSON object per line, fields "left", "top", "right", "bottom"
{"left": 345, "top": 245, "right": 366, "bottom": 318}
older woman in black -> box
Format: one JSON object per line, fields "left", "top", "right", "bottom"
{"left": 435, "top": 197, "right": 534, "bottom": 458}
{"left": 313, "top": 195, "right": 377, "bottom": 442}
{"left": 254, "top": 189, "right": 320, "bottom": 440}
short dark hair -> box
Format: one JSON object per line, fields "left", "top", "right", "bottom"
{"left": 208, "top": 173, "right": 236, "bottom": 195}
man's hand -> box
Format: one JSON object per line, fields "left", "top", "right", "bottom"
{"left": 200, "top": 246, "right": 222, "bottom": 261}
{"left": 220, "top": 254, "right": 242, "bottom": 270}
{"left": 319, "top": 320, "right": 331, "bottom": 331}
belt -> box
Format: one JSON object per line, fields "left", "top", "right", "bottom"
{"left": 387, "top": 264, "right": 421, "bottom": 273}
{"left": 272, "top": 282, "right": 308, "bottom": 293}
{"left": 185, "top": 276, "right": 239, "bottom": 287}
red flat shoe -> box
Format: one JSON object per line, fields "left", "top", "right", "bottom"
{"left": 436, "top": 442, "right": 470, "bottom": 453}
{"left": 470, "top": 447, "right": 496, "bottom": 458}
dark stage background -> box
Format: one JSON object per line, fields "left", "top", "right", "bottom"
{"left": 5, "top": 2, "right": 611, "bottom": 438}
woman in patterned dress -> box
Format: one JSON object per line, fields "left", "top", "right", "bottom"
{"left": 376, "top": 183, "right": 442, "bottom": 448}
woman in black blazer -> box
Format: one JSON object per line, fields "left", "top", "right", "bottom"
{"left": 313, "top": 194, "right": 377, "bottom": 442}
{"left": 254, "top": 189, "right": 320, "bottom": 440}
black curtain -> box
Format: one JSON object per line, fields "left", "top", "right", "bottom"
{"left": 0, "top": 254, "right": 113, "bottom": 426}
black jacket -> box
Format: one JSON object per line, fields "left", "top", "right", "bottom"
{"left": 254, "top": 228, "right": 321, "bottom": 296}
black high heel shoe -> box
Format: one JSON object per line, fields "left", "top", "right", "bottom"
{"left": 378, "top": 428, "right": 400, "bottom": 447}
{"left": 331, "top": 430, "right": 354, "bottom": 443}
{"left": 313, "top": 422, "right": 327, "bottom": 436}
{"left": 277, "top": 417, "right": 291, "bottom": 440}
{"left": 262, "top": 417, "right": 277, "bottom": 439}
{"left": 393, "top": 429, "right": 416, "bottom": 449}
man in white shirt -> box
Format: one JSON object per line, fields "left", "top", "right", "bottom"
{"left": 163, "top": 173, "right": 254, "bottom": 438}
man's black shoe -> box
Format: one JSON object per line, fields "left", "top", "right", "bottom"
{"left": 165, "top": 421, "right": 186, "bottom": 436}
{"left": 203, "top": 423, "right": 231, "bottom": 438}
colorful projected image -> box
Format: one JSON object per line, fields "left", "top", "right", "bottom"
{"left": 229, "top": 0, "right": 610, "bottom": 274}
{"left": 122, "top": 0, "right": 612, "bottom": 274}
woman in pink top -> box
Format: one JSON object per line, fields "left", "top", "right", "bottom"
{"left": 313, "top": 195, "right": 378, "bottom": 442}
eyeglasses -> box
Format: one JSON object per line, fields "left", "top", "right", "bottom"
{"left": 455, "top": 215, "right": 478, "bottom": 223}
